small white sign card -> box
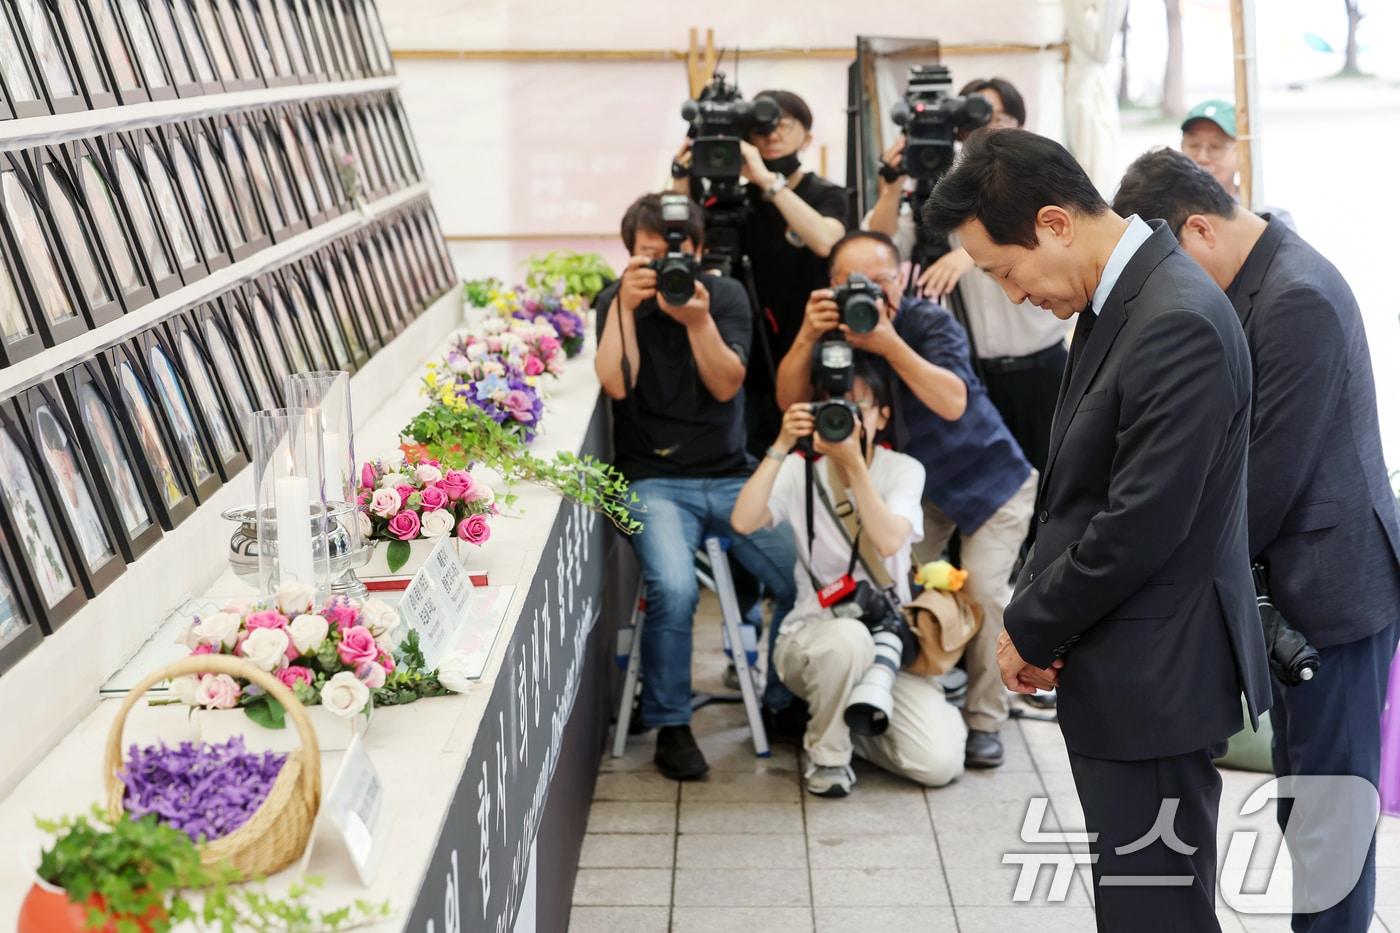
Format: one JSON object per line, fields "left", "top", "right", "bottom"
{"left": 400, "top": 537, "right": 474, "bottom": 669}
{"left": 299, "top": 734, "right": 388, "bottom": 886}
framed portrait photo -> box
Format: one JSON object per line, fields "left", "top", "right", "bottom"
{"left": 145, "top": 124, "right": 233, "bottom": 270}
{"left": 84, "top": 0, "right": 151, "bottom": 105}
{"left": 135, "top": 0, "right": 201, "bottom": 98}
{"left": 0, "top": 531, "right": 42, "bottom": 678}
{"left": 241, "top": 0, "right": 296, "bottom": 87}
{"left": 112, "top": 0, "right": 176, "bottom": 100}
{"left": 0, "top": 232, "right": 46, "bottom": 367}
{"left": 264, "top": 274, "right": 324, "bottom": 372}
{"left": 103, "top": 133, "right": 196, "bottom": 293}
{"left": 188, "top": 0, "right": 252, "bottom": 90}
{"left": 284, "top": 261, "right": 351, "bottom": 372}
{"left": 364, "top": 229, "right": 408, "bottom": 329}
{"left": 0, "top": 154, "right": 87, "bottom": 348}
{"left": 183, "top": 122, "right": 262, "bottom": 261}
{"left": 298, "top": 0, "right": 345, "bottom": 81}
{"left": 0, "top": 5, "right": 49, "bottom": 120}
{"left": 350, "top": 0, "right": 391, "bottom": 77}
{"left": 333, "top": 236, "right": 393, "bottom": 343}
{"left": 0, "top": 400, "right": 86, "bottom": 630}
{"left": 161, "top": 0, "right": 223, "bottom": 94}
{"left": 214, "top": 290, "right": 279, "bottom": 409}
{"left": 306, "top": 251, "right": 366, "bottom": 368}
{"left": 58, "top": 138, "right": 156, "bottom": 312}
{"left": 45, "top": 0, "right": 121, "bottom": 110}
{"left": 241, "top": 282, "right": 297, "bottom": 387}
{"left": 218, "top": 113, "right": 290, "bottom": 242}
{"left": 130, "top": 330, "right": 225, "bottom": 498}
{"left": 98, "top": 344, "right": 197, "bottom": 527}
{"left": 56, "top": 358, "right": 163, "bottom": 561}
{"left": 10, "top": 0, "right": 86, "bottom": 114}
{"left": 148, "top": 321, "right": 247, "bottom": 480}
{"left": 170, "top": 305, "right": 256, "bottom": 445}
{"left": 322, "top": 242, "right": 381, "bottom": 354}
{"left": 16, "top": 383, "right": 125, "bottom": 596}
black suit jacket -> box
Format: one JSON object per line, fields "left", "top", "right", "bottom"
{"left": 1230, "top": 217, "right": 1400, "bottom": 648}
{"left": 1006, "top": 222, "right": 1273, "bottom": 762}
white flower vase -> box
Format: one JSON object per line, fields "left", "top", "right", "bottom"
{"left": 195, "top": 703, "right": 369, "bottom": 753}
{"left": 361, "top": 536, "right": 460, "bottom": 579}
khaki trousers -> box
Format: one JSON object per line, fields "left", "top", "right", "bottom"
{"left": 912, "top": 471, "right": 1037, "bottom": 734}
{"left": 774, "top": 614, "right": 966, "bottom": 788}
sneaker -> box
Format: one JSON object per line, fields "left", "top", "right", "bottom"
{"left": 965, "top": 729, "right": 1005, "bottom": 769}
{"left": 654, "top": 725, "right": 709, "bottom": 781}
{"left": 804, "top": 760, "right": 856, "bottom": 798}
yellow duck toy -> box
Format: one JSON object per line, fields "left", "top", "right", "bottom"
{"left": 915, "top": 560, "right": 968, "bottom": 592}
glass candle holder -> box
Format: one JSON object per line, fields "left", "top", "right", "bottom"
{"left": 285, "top": 370, "right": 368, "bottom": 599}
{"left": 252, "top": 408, "right": 331, "bottom": 596}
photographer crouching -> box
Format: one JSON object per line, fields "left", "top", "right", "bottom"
{"left": 732, "top": 353, "right": 965, "bottom": 797}
{"left": 595, "top": 193, "right": 796, "bottom": 781}
{"left": 775, "top": 231, "right": 1036, "bottom": 770}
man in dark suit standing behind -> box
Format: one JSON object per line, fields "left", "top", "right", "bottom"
{"left": 1115, "top": 147, "right": 1400, "bottom": 931}
{"left": 924, "top": 130, "right": 1273, "bottom": 932}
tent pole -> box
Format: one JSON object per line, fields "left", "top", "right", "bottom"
{"left": 1229, "top": 0, "right": 1259, "bottom": 209}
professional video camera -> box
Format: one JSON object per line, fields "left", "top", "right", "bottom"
{"left": 811, "top": 338, "right": 859, "bottom": 443}
{"left": 832, "top": 273, "right": 883, "bottom": 334}
{"left": 682, "top": 73, "right": 780, "bottom": 181}
{"left": 647, "top": 194, "right": 699, "bottom": 307}
{"left": 888, "top": 64, "right": 992, "bottom": 183}
{"left": 1254, "top": 563, "right": 1321, "bottom": 685}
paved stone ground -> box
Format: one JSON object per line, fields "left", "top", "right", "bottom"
{"left": 572, "top": 592, "right": 1399, "bottom": 932}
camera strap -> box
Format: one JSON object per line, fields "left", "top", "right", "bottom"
{"left": 823, "top": 460, "right": 898, "bottom": 596}
{"left": 800, "top": 454, "right": 862, "bottom": 592}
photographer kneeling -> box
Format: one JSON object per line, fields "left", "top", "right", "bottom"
{"left": 595, "top": 193, "right": 797, "bottom": 782}
{"left": 731, "top": 355, "right": 965, "bottom": 797}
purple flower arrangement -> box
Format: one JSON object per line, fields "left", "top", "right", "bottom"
{"left": 490, "top": 284, "right": 588, "bottom": 358}
{"left": 119, "top": 737, "right": 286, "bottom": 842}
{"left": 422, "top": 349, "right": 544, "bottom": 443}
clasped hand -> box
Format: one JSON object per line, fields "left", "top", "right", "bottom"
{"left": 996, "top": 629, "right": 1063, "bottom": 694}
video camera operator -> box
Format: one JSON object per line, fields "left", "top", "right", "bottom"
{"left": 673, "top": 88, "right": 852, "bottom": 449}
{"left": 865, "top": 76, "right": 1070, "bottom": 477}
{"left": 775, "top": 231, "right": 1035, "bottom": 770}
{"left": 731, "top": 353, "right": 965, "bottom": 797}
{"left": 594, "top": 192, "right": 797, "bottom": 782}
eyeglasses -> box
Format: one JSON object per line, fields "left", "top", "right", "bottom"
{"left": 753, "top": 116, "right": 802, "bottom": 139}
{"left": 835, "top": 271, "right": 900, "bottom": 287}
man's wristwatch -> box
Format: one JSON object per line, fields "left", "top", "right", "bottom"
{"left": 761, "top": 173, "right": 788, "bottom": 202}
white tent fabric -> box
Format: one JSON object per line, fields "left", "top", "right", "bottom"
{"left": 1063, "top": 0, "right": 1129, "bottom": 196}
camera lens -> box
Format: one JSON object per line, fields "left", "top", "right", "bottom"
{"left": 842, "top": 293, "right": 881, "bottom": 334}
{"left": 657, "top": 262, "right": 694, "bottom": 307}
{"left": 815, "top": 402, "right": 855, "bottom": 443}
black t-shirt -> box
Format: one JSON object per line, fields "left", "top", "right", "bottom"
{"left": 594, "top": 274, "right": 753, "bottom": 481}
{"left": 739, "top": 174, "right": 852, "bottom": 366}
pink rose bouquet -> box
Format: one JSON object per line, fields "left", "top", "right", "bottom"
{"left": 356, "top": 455, "right": 498, "bottom": 572}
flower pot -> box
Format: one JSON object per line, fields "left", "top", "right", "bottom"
{"left": 361, "top": 536, "right": 462, "bottom": 579}
{"left": 195, "top": 702, "right": 369, "bottom": 753}
{"left": 19, "top": 879, "right": 165, "bottom": 933}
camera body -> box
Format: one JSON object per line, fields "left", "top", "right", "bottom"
{"left": 646, "top": 194, "right": 699, "bottom": 308}
{"left": 890, "top": 65, "right": 992, "bottom": 182}
{"left": 810, "top": 337, "right": 858, "bottom": 442}
{"left": 681, "top": 74, "right": 780, "bottom": 180}
{"left": 832, "top": 273, "right": 884, "bottom": 334}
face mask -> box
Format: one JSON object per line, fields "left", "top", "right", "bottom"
{"left": 762, "top": 153, "right": 801, "bottom": 176}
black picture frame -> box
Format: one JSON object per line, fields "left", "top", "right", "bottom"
{"left": 258, "top": 109, "right": 315, "bottom": 234}
{"left": 188, "top": 0, "right": 252, "bottom": 90}
{"left": 82, "top": 0, "right": 152, "bottom": 106}
{"left": 0, "top": 153, "right": 89, "bottom": 349}
{"left": 0, "top": 5, "right": 50, "bottom": 120}
{"left": 306, "top": 250, "right": 368, "bottom": 368}
{"left": 155, "top": 0, "right": 222, "bottom": 94}
{"left": 284, "top": 260, "right": 352, "bottom": 372}
{"left": 403, "top": 209, "right": 443, "bottom": 299}
{"left": 264, "top": 272, "right": 325, "bottom": 373}
{"left": 0, "top": 399, "right": 86, "bottom": 631}
{"left": 241, "top": 0, "right": 296, "bottom": 87}
{"left": 107, "top": 131, "right": 204, "bottom": 290}
{"left": 364, "top": 96, "right": 407, "bottom": 189}
{"left": 135, "top": 0, "right": 201, "bottom": 98}
{"left": 292, "top": 104, "right": 347, "bottom": 218}
{"left": 298, "top": 0, "right": 345, "bottom": 81}
{"left": 262, "top": 0, "right": 310, "bottom": 82}
{"left": 146, "top": 124, "right": 233, "bottom": 271}
{"left": 56, "top": 358, "right": 163, "bottom": 561}
{"left": 240, "top": 281, "right": 298, "bottom": 387}
{"left": 219, "top": 112, "right": 293, "bottom": 243}
{"left": 421, "top": 205, "right": 457, "bottom": 286}
{"left": 385, "top": 221, "right": 425, "bottom": 313}
{"left": 168, "top": 305, "right": 253, "bottom": 447}
{"left": 323, "top": 0, "right": 366, "bottom": 79}
{"left": 182, "top": 121, "right": 263, "bottom": 261}
{"left": 97, "top": 344, "right": 197, "bottom": 527}
{"left": 309, "top": 102, "right": 358, "bottom": 211}
{"left": 387, "top": 94, "right": 426, "bottom": 182}
{"left": 44, "top": 0, "right": 122, "bottom": 110}
{"left": 23, "top": 146, "right": 128, "bottom": 328}
{"left": 282, "top": 0, "right": 326, "bottom": 83}
{"left": 345, "top": 101, "right": 391, "bottom": 200}
{"left": 323, "top": 242, "right": 381, "bottom": 353}
{"left": 15, "top": 382, "right": 126, "bottom": 597}
{"left": 349, "top": 0, "right": 392, "bottom": 77}
{"left": 200, "top": 119, "right": 273, "bottom": 254}
{"left": 149, "top": 317, "right": 247, "bottom": 480}
{"left": 111, "top": 0, "right": 177, "bottom": 100}
{"left": 0, "top": 529, "right": 42, "bottom": 677}
{"left": 210, "top": 291, "right": 279, "bottom": 409}
{"left": 366, "top": 228, "right": 410, "bottom": 327}
{"left": 9, "top": 0, "right": 87, "bottom": 114}
{"left": 0, "top": 226, "right": 48, "bottom": 368}
{"left": 335, "top": 236, "right": 394, "bottom": 342}
{"left": 55, "top": 140, "right": 156, "bottom": 313}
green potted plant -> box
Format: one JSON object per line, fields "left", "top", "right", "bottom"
{"left": 20, "top": 807, "right": 390, "bottom": 932}
{"left": 522, "top": 250, "right": 614, "bottom": 303}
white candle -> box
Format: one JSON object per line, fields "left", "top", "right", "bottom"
{"left": 321, "top": 430, "right": 343, "bottom": 502}
{"left": 275, "top": 473, "right": 315, "bottom": 584}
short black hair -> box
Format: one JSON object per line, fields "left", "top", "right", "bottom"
{"left": 753, "top": 89, "right": 813, "bottom": 131}
{"left": 921, "top": 129, "right": 1108, "bottom": 248}
{"left": 829, "top": 230, "right": 899, "bottom": 269}
{"left": 958, "top": 77, "right": 1027, "bottom": 126}
{"left": 1112, "top": 146, "right": 1238, "bottom": 235}
{"left": 851, "top": 351, "right": 893, "bottom": 411}
{"left": 620, "top": 193, "right": 705, "bottom": 253}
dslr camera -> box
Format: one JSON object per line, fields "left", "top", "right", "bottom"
{"left": 821, "top": 579, "right": 917, "bottom": 737}
{"left": 832, "top": 273, "right": 883, "bottom": 334}
{"left": 811, "top": 338, "right": 859, "bottom": 443}
{"left": 681, "top": 74, "right": 780, "bottom": 180}
{"left": 888, "top": 64, "right": 992, "bottom": 182}
{"left": 647, "top": 194, "right": 699, "bottom": 307}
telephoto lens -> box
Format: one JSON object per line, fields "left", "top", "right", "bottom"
{"left": 832, "top": 273, "right": 883, "bottom": 334}
{"left": 813, "top": 400, "right": 859, "bottom": 443}
{"left": 845, "top": 628, "right": 905, "bottom": 736}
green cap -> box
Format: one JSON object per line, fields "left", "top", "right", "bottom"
{"left": 1181, "top": 99, "right": 1236, "bottom": 138}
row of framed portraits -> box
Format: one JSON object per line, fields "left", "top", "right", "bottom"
{"left": 0, "top": 197, "right": 454, "bottom": 675}
{"left": 0, "top": 0, "right": 394, "bottom": 119}
{"left": 0, "top": 91, "right": 424, "bottom": 367}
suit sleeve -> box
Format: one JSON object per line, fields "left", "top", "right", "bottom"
{"left": 1005, "top": 309, "right": 1240, "bottom": 667}
{"left": 1245, "top": 286, "right": 1348, "bottom": 557}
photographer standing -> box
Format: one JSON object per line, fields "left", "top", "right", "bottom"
{"left": 774, "top": 231, "right": 1036, "bottom": 770}
{"left": 865, "top": 77, "right": 1069, "bottom": 475}
{"left": 731, "top": 355, "right": 965, "bottom": 797}
{"left": 674, "top": 89, "right": 852, "bottom": 447}
{"left": 595, "top": 193, "right": 796, "bottom": 781}
{"left": 1114, "top": 148, "right": 1400, "bottom": 930}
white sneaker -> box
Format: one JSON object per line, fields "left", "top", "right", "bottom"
{"left": 804, "top": 761, "right": 856, "bottom": 798}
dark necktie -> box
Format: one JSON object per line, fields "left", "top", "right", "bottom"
{"left": 1065, "top": 308, "right": 1096, "bottom": 381}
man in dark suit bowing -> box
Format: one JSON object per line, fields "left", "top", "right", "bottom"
{"left": 1115, "top": 147, "right": 1400, "bottom": 932}
{"left": 923, "top": 130, "right": 1273, "bottom": 932}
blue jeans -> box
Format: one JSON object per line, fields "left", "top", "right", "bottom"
{"left": 630, "top": 476, "right": 796, "bottom": 728}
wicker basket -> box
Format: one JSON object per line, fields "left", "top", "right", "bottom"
{"left": 103, "top": 655, "right": 322, "bottom": 879}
